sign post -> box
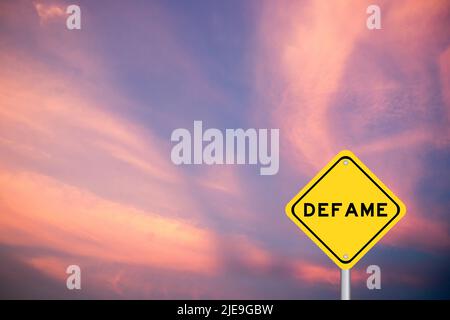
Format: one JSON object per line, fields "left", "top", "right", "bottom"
{"left": 285, "top": 150, "right": 406, "bottom": 299}
{"left": 341, "top": 269, "right": 350, "bottom": 300}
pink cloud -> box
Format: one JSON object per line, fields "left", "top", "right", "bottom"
{"left": 0, "top": 28, "right": 224, "bottom": 281}
{"left": 255, "top": 0, "right": 450, "bottom": 174}
{"left": 382, "top": 212, "right": 450, "bottom": 252}
{"left": 356, "top": 128, "right": 442, "bottom": 156}
{"left": 0, "top": 18, "right": 260, "bottom": 294}
{"left": 0, "top": 170, "right": 219, "bottom": 274}
{"left": 292, "top": 262, "right": 340, "bottom": 285}
{"left": 0, "top": 0, "right": 447, "bottom": 298}
{"left": 292, "top": 261, "right": 425, "bottom": 288}
{"left": 253, "top": 0, "right": 450, "bottom": 255}
{"left": 27, "top": 256, "right": 69, "bottom": 282}
{"left": 254, "top": 1, "right": 370, "bottom": 172}
{"left": 0, "top": 37, "right": 209, "bottom": 218}
{"left": 33, "top": 2, "right": 66, "bottom": 24}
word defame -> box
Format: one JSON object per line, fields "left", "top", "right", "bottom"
{"left": 171, "top": 121, "right": 279, "bottom": 175}
{"left": 303, "top": 202, "right": 388, "bottom": 217}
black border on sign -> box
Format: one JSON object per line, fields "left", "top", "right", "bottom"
{"left": 291, "top": 156, "right": 401, "bottom": 265}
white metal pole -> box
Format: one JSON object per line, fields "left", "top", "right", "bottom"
{"left": 341, "top": 268, "right": 351, "bottom": 300}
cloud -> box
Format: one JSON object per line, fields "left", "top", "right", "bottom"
{"left": 0, "top": 170, "right": 218, "bottom": 274}
{"left": 0, "top": 9, "right": 267, "bottom": 296}
{"left": 33, "top": 2, "right": 66, "bottom": 24}
{"left": 292, "top": 262, "right": 340, "bottom": 285}
{"left": 439, "top": 46, "right": 450, "bottom": 122}
{"left": 383, "top": 213, "right": 450, "bottom": 251}
{"left": 254, "top": 0, "right": 450, "bottom": 255}
{"left": 356, "top": 128, "right": 445, "bottom": 156}
{"left": 0, "top": 34, "right": 205, "bottom": 217}
{"left": 0, "top": 0, "right": 449, "bottom": 298}
{"left": 0, "top": 17, "right": 222, "bottom": 285}
{"left": 255, "top": 0, "right": 370, "bottom": 172}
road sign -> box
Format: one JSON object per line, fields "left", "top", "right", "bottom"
{"left": 285, "top": 150, "right": 406, "bottom": 269}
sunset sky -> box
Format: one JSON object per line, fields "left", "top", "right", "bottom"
{"left": 0, "top": 0, "right": 449, "bottom": 299}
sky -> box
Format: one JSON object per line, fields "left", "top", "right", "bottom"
{"left": 0, "top": 0, "right": 449, "bottom": 299}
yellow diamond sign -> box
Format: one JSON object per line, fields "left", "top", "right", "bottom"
{"left": 285, "top": 150, "right": 406, "bottom": 269}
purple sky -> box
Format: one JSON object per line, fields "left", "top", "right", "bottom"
{"left": 0, "top": 0, "right": 449, "bottom": 299}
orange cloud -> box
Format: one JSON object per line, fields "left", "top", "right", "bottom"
{"left": 293, "top": 262, "right": 339, "bottom": 285}
{"left": 0, "top": 16, "right": 261, "bottom": 289}
{"left": 0, "top": 0, "right": 447, "bottom": 298}
{"left": 0, "top": 41, "right": 207, "bottom": 218}
{"left": 27, "top": 256, "right": 69, "bottom": 282}
{"left": 0, "top": 170, "right": 218, "bottom": 274}
{"left": 0, "top": 28, "right": 220, "bottom": 280}
{"left": 34, "top": 2, "right": 66, "bottom": 24}
{"left": 291, "top": 260, "right": 371, "bottom": 287}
